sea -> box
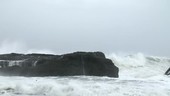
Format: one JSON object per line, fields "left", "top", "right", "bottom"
{"left": 0, "top": 53, "right": 170, "bottom": 96}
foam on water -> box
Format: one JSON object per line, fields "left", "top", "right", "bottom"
{"left": 107, "top": 53, "right": 170, "bottom": 79}
{"left": 0, "top": 53, "right": 170, "bottom": 96}
{"left": 0, "top": 76, "right": 170, "bottom": 96}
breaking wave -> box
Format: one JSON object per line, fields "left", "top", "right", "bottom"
{"left": 0, "top": 52, "right": 170, "bottom": 96}
{"left": 107, "top": 53, "right": 170, "bottom": 79}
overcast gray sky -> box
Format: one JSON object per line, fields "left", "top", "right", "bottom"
{"left": 0, "top": 0, "right": 170, "bottom": 56}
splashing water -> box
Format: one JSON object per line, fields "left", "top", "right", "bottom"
{"left": 0, "top": 53, "right": 170, "bottom": 96}
{"left": 107, "top": 53, "right": 170, "bottom": 79}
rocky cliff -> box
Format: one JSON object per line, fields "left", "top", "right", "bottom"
{"left": 0, "top": 52, "right": 119, "bottom": 77}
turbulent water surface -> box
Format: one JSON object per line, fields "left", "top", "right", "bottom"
{"left": 0, "top": 53, "right": 170, "bottom": 96}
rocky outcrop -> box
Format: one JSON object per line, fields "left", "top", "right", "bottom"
{"left": 0, "top": 52, "right": 119, "bottom": 77}
{"left": 165, "top": 68, "right": 170, "bottom": 75}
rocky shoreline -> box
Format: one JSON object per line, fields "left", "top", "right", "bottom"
{"left": 0, "top": 52, "right": 119, "bottom": 77}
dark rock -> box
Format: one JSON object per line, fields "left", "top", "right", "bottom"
{"left": 0, "top": 52, "right": 119, "bottom": 77}
{"left": 165, "top": 68, "right": 170, "bottom": 75}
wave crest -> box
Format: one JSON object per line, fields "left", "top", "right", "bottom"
{"left": 107, "top": 53, "right": 170, "bottom": 79}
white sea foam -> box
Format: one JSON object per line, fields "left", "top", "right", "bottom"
{"left": 0, "top": 53, "right": 170, "bottom": 96}
{"left": 107, "top": 53, "right": 170, "bottom": 79}
{"left": 0, "top": 76, "right": 170, "bottom": 96}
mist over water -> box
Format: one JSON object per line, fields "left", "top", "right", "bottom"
{"left": 0, "top": 45, "right": 170, "bottom": 96}
{"left": 0, "top": 0, "right": 170, "bottom": 95}
{"left": 0, "top": 40, "right": 54, "bottom": 54}
{"left": 107, "top": 53, "right": 170, "bottom": 79}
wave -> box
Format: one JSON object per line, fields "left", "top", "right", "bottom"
{"left": 107, "top": 53, "right": 170, "bottom": 79}
{"left": 0, "top": 76, "right": 170, "bottom": 96}
{"left": 0, "top": 53, "right": 170, "bottom": 96}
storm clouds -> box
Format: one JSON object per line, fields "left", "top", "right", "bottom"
{"left": 0, "top": 0, "right": 170, "bottom": 56}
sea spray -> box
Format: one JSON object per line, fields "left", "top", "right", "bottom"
{"left": 107, "top": 53, "right": 170, "bottom": 78}
{"left": 0, "top": 53, "right": 170, "bottom": 96}
{"left": 0, "top": 76, "right": 170, "bottom": 96}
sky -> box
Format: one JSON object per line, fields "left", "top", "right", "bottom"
{"left": 0, "top": 0, "right": 170, "bottom": 56}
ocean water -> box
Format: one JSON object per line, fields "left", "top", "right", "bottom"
{"left": 0, "top": 53, "right": 170, "bottom": 96}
